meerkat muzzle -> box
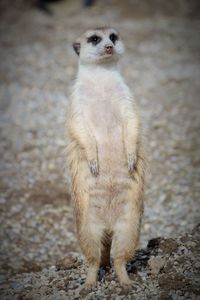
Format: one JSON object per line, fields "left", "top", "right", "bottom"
{"left": 105, "top": 45, "right": 113, "bottom": 54}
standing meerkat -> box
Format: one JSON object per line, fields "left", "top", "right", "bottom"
{"left": 66, "top": 27, "right": 145, "bottom": 290}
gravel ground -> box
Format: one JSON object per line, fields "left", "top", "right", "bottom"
{"left": 1, "top": 226, "right": 200, "bottom": 299}
{"left": 0, "top": 0, "right": 200, "bottom": 299}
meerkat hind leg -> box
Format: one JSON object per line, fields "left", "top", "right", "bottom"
{"left": 112, "top": 209, "right": 140, "bottom": 286}
{"left": 114, "top": 257, "right": 132, "bottom": 286}
{"left": 84, "top": 263, "right": 99, "bottom": 290}
{"left": 80, "top": 221, "right": 105, "bottom": 291}
{"left": 83, "top": 249, "right": 100, "bottom": 291}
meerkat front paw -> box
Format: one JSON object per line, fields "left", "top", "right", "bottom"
{"left": 127, "top": 154, "right": 136, "bottom": 173}
{"left": 88, "top": 159, "right": 99, "bottom": 176}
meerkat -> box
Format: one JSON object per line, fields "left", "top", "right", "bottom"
{"left": 66, "top": 27, "right": 145, "bottom": 290}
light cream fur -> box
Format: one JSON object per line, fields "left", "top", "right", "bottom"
{"left": 66, "top": 28, "right": 146, "bottom": 290}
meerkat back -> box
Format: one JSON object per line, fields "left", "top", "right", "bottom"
{"left": 66, "top": 27, "right": 145, "bottom": 291}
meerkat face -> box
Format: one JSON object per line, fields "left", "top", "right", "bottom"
{"left": 73, "top": 27, "right": 124, "bottom": 64}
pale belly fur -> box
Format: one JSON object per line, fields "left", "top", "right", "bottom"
{"left": 83, "top": 97, "right": 132, "bottom": 226}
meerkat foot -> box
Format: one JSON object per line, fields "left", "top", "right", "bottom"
{"left": 80, "top": 278, "right": 96, "bottom": 295}
{"left": 88, "top": 159, "right": 99, "bottom": 176}
{"left": 114, "top": 257, "right": 132, "bottom": 288}
{"left": 80, "top": 283, "right": 95, "bottom": 297}
{"left": 119, "top": 276, "right": 132, "bottom": 287}
{"left": 117, "top": 268, "right": 132, "bottom": 287}
{"left": 84, "top": 281, "right": 96, "bottom": 291}
{"left": 127, "top": 154, "right": 136, "bottom": 173}
{"left": 121, "top": 281, "right": 133, "bottom": 293}
{"left": 82, "top": 264, "right": 98, "bottom": 293}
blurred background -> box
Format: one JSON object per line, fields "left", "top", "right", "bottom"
{"left": 0, "top": 0, "right": 200, "bottom": 280}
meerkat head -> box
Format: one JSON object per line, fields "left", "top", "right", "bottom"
{"left": 73, "top": 27, "right": 124, "bottom": 64}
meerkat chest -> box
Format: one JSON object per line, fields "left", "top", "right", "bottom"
{"left": 86, "top": 98, "right": 120, "bottom": 131}
{"left": 80, "top": 80, "right": 124, "bottom": 134}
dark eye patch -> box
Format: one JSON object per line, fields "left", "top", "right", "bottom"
{"left": 109, "top": 33, "right": 118, "bottom": 44}
{"left": 87, "top": 35, "right": 102, "bottom": 45}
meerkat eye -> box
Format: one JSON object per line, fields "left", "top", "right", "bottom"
{"left": 87, "top": 35, "right": 102, "bottom": 45}
{"left": 109, "top": 33, "right": 118, "bottom": 44}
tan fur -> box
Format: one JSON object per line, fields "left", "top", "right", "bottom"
{"left": 66, "top": 28, "right": 146, "bottom": 290}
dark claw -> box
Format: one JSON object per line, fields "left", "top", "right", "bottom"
{"left": 127, "top": 155, "right": 136, "bottom": 173}
{"left": 88, "top": 159, "right": 99, "bottom": 176}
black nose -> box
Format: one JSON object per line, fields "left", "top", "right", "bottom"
{"left": 105, "top": 45, "right": 113, "bottom": 50}
{"left": 105, "top": 45, "right": 113, "bottom": 54}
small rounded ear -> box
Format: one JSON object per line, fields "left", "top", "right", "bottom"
{"left": 73, "top": 42, "right": 81, "bottom": 56}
